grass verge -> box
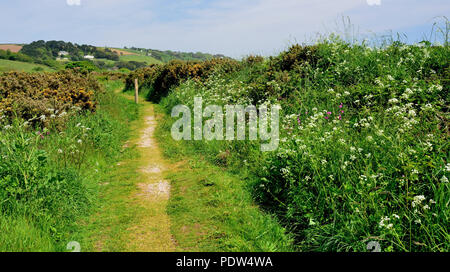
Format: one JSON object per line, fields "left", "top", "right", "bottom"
{"left": 0, "top": 79, "right": 139, "bottom": 251}
{"left": 154, "top": 105, "right": 294, "bottom": 252}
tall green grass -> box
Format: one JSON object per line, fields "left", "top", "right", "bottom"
{"left": 0, "top": 79, "right": 138, "bottom": 252}
{"left": 154, "top": 105, "right": 294, "bottom": 252}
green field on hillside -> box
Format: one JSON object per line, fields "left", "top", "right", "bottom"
{"left": 0, "top": 59, "right": 55, "bottom": 73}
{"left": 119, "top": 54, "right": 162, "bottom": 65}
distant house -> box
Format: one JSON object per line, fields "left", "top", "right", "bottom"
{"left": 84, "top": 55, "right": 95, "bottom": 60}
{"left": 58, "top": 51, "right": 69, "bottom": 56}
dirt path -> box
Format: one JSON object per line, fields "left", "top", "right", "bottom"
{"left": 83, "top": 87, "right": 178, "bottom": 252}
{"left": 124, "top": 101, "right": 176, "bottom": 251}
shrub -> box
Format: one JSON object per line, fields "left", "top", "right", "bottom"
{"left": 0, "top": 70, "right": 101, "bottom": 126}
{"left": 272, "top": 44, "right": 322, "bottom": 71}
{"left": 65, "top": 61, "right": 98, "bottom": 73}
{"left": 124, "top": 58, "right": 241, "bottom": 102}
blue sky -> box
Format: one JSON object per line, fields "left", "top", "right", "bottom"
{"left": 0, "top": 0, "right": 448, "bottom": 57}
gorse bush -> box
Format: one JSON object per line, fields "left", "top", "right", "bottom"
{"left": 157, "top": 38, "right": 449, "bottom": 252}
{"left": 272, "top": 44, "right": 322, "bottom": 71}
{"left": 65, "top": 61, "right": 99, "bottom": 73}
{"left": 124, "top": 58, "right": 241, "bottom": 102}
{"left": 0, "top": 70, "right": 100, "bottom": 126}
{"left": 124, "top": 65, "right": 160, "bottom": 92}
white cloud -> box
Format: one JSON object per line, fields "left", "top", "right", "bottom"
{"left": 66, "top": 0, "right": 81, "bottom": 6}
{"left": 367, "top": 0, "right": 381, "bottom": 6}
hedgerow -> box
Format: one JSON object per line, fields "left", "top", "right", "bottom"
{"left": 124, "top": 58, "right": 241, "bottom": 102}
{"left": 158, "top": 38, "right": 449, "bottom": 252}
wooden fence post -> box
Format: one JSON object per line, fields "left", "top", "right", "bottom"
{"left": 134, "top": 78, "right": 139, "bottom": 104}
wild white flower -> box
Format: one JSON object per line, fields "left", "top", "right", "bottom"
{"left": 39, "top": 115, "right": 46, "bottom": 121}
{"left": 350, "top": 155, "right": 357, "bottom": 161}
{"left": 423, "top": 104, "right": 433, "bottom": 110}
{"left": 367, "top": 136, "right": 373, "bottom": 141}
{"left": 77, "top": 139, "right": 83, "bottom": 144}
{"left": 412, "top": 195, "right": 426, "bottom": 207}
{"left": 445, "top": 163, "right": 450, "bottom": 172}
{"left": 387, "top": 75, "right": 395, "bottom": 81}
{"left": 414, "top": 219, "right": 421, "bottom": 224}
{"left": 392, "top": 214, "right": 400, "bottom": 219}
{"left": 281, "top": 168, "right": 290, "bottom": 175}
{"left": 441, "top": 176, "right": 448, "bottom": 183}
{"left": 379, "top": 216, "right": 391, "bottom": 228}
{"left": 58, "top": 149, "right": 63, "bottom": 154}
{"left": 375, "top": 79, "right": 384, "bottom": 87}
{"left": 388, "top": 98, "right": 399, "bottom": 104}
{"left": 423, "top": 142, "right": 433, "bottom": 151}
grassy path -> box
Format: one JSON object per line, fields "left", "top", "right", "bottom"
{"left": 124, "top": 103, "right": 176, "bottom": 251}
{"left": 78, "top": 83, "right": 292, "bottom": 252}
{"left": 79, "top": 88, "right": 176, "bottom": 252}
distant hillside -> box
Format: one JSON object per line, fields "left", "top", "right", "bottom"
{"left": 21, "top": 40, "right": 119, "bottom": 62}
{"left": 0, "top": 41, "right": 229, "bottom": 72}
{"left": 0, "top": 59, "right": 55, "bottom": 73}
{"left": 123, "top": 47, "right": 228, "bottom": 62}
{"left": 110, "top": 48, "right": 163, "bottom": 65}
